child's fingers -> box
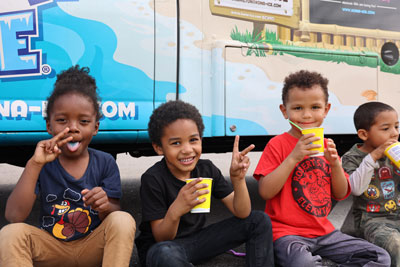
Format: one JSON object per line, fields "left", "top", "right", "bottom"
{"left": 185, "top": 178, "right": 202, "bottom": 188}
{"left": 189, "top": 182, "right": 209, "bottom": 195}
{"left": 91, "top": 196, "right": 108, "bottom": 210}
{"left": 81, "top": 189, "right": 90, "bottom": 195}
{"left": 57, "top": 135, "right": 73, "bottom": 148}
{"left": 42, "top": 128, "right": 71, "bottom": 153}
{"left": 94, "top": 201, "right": 109, "bottom": 212}
{"left": 303, "top": 135, "right": 320, "bottom": 144}
{"left": 325, "top": 138, "right": 335, "bottom": 147}
{"left": 54, "top": 128, "right": 73, "bottom": 148}
{"left": 42, "top": 141, "right": 54, "bottom": 153}
{"left": 237, "top": 156, "right": 250, "bottom": 167}
{"left": 195, "top": 188, "right": 209, "bottom": 197}
{"left": 240, "top": 144, "right": 255, "bottom": 157}
{"left": 81, "top": 187, "right": 104, "bottom": 205}
{"left": 52, "top": 127, "right": 70, "bottom": 142}
{"left": 232, "top": 135, "right": 240, "bottom": 154}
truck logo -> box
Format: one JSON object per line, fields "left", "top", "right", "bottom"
{"left": 0, "top": 0, "right": 74, "bottom": 78}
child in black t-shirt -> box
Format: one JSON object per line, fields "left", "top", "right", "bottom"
{"left": 135, "top": 100, "right": 274, "bottom": 267}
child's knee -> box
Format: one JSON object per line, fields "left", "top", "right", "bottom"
{"left": 248, "top": 210, "right": 272, "bottom": 231}
{"left": 104, "top": 211, "right": 136, "bottom": 235}
{"left": 383, "top": 233, "right": 400, "bottom": 265}
{"left": 0, "top": 223, "right": 32, "bottom": 250}
{"left": 0, "top": 223, "right": 29, "bottom": 241}
{"left": 276, "top": 242, "right": 320, "bottom": 267}
{"left": 147, "top": 241, "right": 187, "bottom": 265}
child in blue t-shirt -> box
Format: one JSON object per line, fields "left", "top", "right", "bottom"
{"left": 0, "top": 66, "right": 135, "bottom": 267}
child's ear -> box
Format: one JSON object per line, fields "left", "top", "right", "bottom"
{"left": 46, "top": 120, "right": 52, "bottom": 135}
{"left": 357, "top": 129, "right": 368, "bottom": 141}
{"left": 279, "top": 104, "right": 288, "bottom": 119}
{"left": 323, "top": 103, "right": 331, "bottom": 118}
{"left": 152, "top": 143, "right": 164, "bottom": 155}
{"left": 93, "top": 121, "right": 100, "bottom": 136}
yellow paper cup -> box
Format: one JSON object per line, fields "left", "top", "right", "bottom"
{"left": 384, "top": 142, "right": 400, "bottom": 169}
{"left": 185, "top": 178, "right": 213, "bottom": 213}
{"left": 301, "top": 127, "right": 324, "bottom": 156}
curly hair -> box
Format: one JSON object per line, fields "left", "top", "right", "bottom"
{"left": 148, "top": 100, "right": 205, "bottom": 146}
{"left": 354, "top": 101, "right": 395, "bottom": 131}
{"left": 46, "top": 65, "right": 102, "bottom": 121}
{"left": 282, "top": 70, "right": 329, "bottom": 105}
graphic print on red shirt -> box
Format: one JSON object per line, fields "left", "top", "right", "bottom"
{"left": 292, "top": 157, "right": 332, "bottom": 217}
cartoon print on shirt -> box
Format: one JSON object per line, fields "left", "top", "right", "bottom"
{"left": 89, "top": 207, "right": 98, "bottom": 215}
{"left": 51, "top": 200, "right": 92, "bottom": 240}
{"left": 378, "top": 166, "right": 392, "bottom": 180}
{"left": 364, "top": 185, "right": 380, "bottom": 200}
{"left": 366, "top": 202, "right": 380, "bottom": 212}
{"left": 381, "top": 181, "right": 395, "bottom": 199}
{"left": 292, "top": 157, "right": 332, "bottom": 217}
{"left": 394, "top": 165, "right": 400, "bottom": 176}
{"left": 46, "top": 194, "right": 57, "bottom": 202}
{"left": 42, "top": 216, "right": 55, "bottom": 227}
{"left": 43, "top": 188, "right": 92, "bottom": 240}
{"left": 63, "top": 188, "right": 81, "bottom": 202}
{"left": 384, "top": 200, "right": 397, "bottom": 213}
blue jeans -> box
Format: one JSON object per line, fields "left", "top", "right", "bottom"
{"left": 145, "top": 210, "right": 274, "bottom": 267}
{"left": 274, "top": 230, "right": 391, "bottom": 267}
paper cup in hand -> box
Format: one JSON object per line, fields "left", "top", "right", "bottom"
{"left": 301, "top": 127, "right": 324, "bottom": 156}
{"left": 185, "top": 178, "right": 213, "bottom": 213}
{"left": 384, "top": 142, "right": 400, "bottom": 168}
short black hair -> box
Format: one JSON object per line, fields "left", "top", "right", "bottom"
{"left": 282, "top": 70, "right": 329, "bottom": 105}
{"left": 46, "top": 65, "right": 102, "bottom": 121}
{"left": 148, "top": 100, "right": 205, "bottom": 146}
{"left": 354, "top": 101, "right": 396, "bottom": 131}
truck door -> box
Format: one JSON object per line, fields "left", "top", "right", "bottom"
{"left": 154, "top": 0, "right": 178, "bottom": 108}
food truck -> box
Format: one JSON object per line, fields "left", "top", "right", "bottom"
{"left": 1, "top": 0, "right": 399, "bottom": 165}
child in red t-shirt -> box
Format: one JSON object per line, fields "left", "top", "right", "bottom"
{"left": 254, "top": 70, "right": 390, "bottom": 267}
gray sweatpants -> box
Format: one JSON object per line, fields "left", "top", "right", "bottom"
{"left": 274, "top": 230, "right": 390, "bottom": 267}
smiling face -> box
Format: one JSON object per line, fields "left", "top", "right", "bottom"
{"left": 360, "top": 110, "right": 399, "bottom": 152}
{"left": 153, "top": 119, "right": 202, "bottom": 180}
{"left": 280, "top": 85, "right": 331, "bottom": 138}
{"left": 46, "top": 92, "right": 99, "bottom": 160}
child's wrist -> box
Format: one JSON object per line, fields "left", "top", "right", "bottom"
{"left": 285, "top": 155, "right": 299, "bottom": 167}
{"left": 28, "top": 157, "right": 45, "bottom": 169}
{"left": 330, "top": 160, "right": 342, "bottom": 169}
{"left": 369, "top": 151, "right": 381, "bottom": 162}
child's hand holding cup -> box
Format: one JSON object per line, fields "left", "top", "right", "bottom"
{"left": 301, "top": 127, "right": 324, "bottom": 156}
{"left": 185, "top": 178, "right": 213, "bottom": 213}
{"left": 384, "top": 142, "right": 400, "bottom": 168}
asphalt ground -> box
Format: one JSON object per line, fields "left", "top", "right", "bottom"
{"left": 0, "top": 152, "right": 351, "bottom": 266}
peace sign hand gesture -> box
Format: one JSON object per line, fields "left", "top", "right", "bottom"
{"left": 229, "top": 135, "right": 255, "bottom": 182}
{"left": 32, "top": 127, "right": 73, "bottom": 165}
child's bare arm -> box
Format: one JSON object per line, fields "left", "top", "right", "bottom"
{"left": 325, "top": 139, "right": 349, "bottom": 199}
{"left": 259, "top": 133, "right": 321, "bottom": 200}
{"left": 150, "top": 179, "right": 208, "bottom": 242}
{"left": 81, "top": 187, "right": 121, "bottom": 220}
{"left": 5, "top": 129, "right": 72, "bottom": 222}
{"left": 222, "top": 135, "right": 253, "bottom": 218}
